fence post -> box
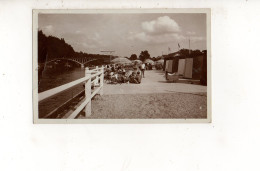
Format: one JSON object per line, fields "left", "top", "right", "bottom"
{"left": 85, "top": 67, "right": 92, "bottom": 117}
{"left": 94, "top": 66, "right": 99, "bottom": 86}
{"left": 99, "top": 65, "right": 104, "bottom": 95}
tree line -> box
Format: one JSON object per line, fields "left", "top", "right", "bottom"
{"left": 38, "top": 31, "right": 110, "bottom": 64}
{"left": 129, "top": 48, "right": 206, "bottom": 62}
{"left": 38, "top": 30, "right": 206, "bottom": 64}
{"left": 129, "top": 50, "right": 151, "bottom": 61}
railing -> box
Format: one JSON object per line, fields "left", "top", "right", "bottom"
{"left": 38, "top": 66, "right": 104, "bottom": 119}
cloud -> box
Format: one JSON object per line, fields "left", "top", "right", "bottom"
{"left": 130, "top": 32, "right": 185, "bottom": 44}
{"left": 92, "top": 32, "right": 101, "bottom": 41}
{"left": 185, "top": 31, "right": 205, "bottom": 42}
{"left": 141, "top": 16, "right": 181, "bottom": 34}
{"left": 63, "top": 31, "right": 108, "bottom": 52}
{"left": 187, "top": 31, "right": 196, "bottom": 36}
{"left": 129, "top": 16, "right": 185, "bottom": 44}
{"left": 190, "top": 36, "right": 205, "bottom": 42}
{"left": 82, "top": 42, "right": 97, "bottom": 49}
{"left": 41, "top": 25, "right": 54, "bottom": 35}
{"left": 129, "top": 16, "right": 205, "bottom": 45}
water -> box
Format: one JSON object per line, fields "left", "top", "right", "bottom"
{"left": 38, "top": 67, "right": 85, "bottom": 93}
{"left": 38, "top": 67, "right": 85, "bottom": 118}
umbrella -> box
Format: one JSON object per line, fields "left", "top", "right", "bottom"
{"left": 174, "top": 53, "right": 181, "bottom": 57}
{"left": 156, "top": 59, "right": 164, "bottom": 64}
{"left": 111, "top": 57, "right": 132, "bottom": 64}
{"left": 144, "top": 59, "right": 155, "bottom": 65}
{"left": 133, "top": 60, "right": 142, "bottom": 64}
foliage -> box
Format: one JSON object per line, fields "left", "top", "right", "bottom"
{"left": 38, "top": 31, "right": 111, "bottom": 65}
{"left": 139, "top": 50, "right": 150, "bottom": 62}
{"left": 38, "top": 30, "right": 75, "bottom": 63}
{"left": 178, "top": 49, "right": 204, "bottom": 58}
{"left": 130, "top": 54, "right": 137, "bottom": 60}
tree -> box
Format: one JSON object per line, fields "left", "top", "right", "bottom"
{"left": 179, "top": 49, "right": 190, "bottom": 56}
{"left": 139, "top": 50, "right": 150, "bottom": 62}
{"left": 177, "top": 48, "right": 203, "bottom": 58}
{"left": 130, "top": 54, "right": 137, "bottom": 60}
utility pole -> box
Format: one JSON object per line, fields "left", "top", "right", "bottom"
{"left": 189, "top": 37, "right": 191, "bottom": 56}
{"left": 100, "top": 50, "right": 115, "bottom": 63}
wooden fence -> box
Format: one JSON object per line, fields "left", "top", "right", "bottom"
{"left": 38, "top": 66, "right": 104, "bottom": 119}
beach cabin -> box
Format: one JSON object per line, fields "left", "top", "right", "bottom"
{"left": 163, "top": 52, "right": 207, "bottom": 85}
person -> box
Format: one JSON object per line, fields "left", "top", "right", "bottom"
{"left": 111, "top": 65, "right": 115, "bottom": 72}
{"left": 129, "top": 71, "right": 141, "bottom": 84}
{"left": 149, "top": 63, "right": 152, "bottom": 70}
{"left": 141, "top": 63, "right": 146, "bottom": 78}
{"left": 136, "top": 71, "right": 142, "bottom": 84}
{"left": 121, "top": 70, "right": 129, "bottom": 83}
{"left": 117, "top": 64, "right": 121, "bottom": 71}
{"left": 129, "top": 72, "right": 137, "bottom": 83}
{"left": 110, "top": 72, "right": 118, "bottom": 84}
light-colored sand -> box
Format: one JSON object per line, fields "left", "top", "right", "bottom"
{"left": 104, "top": 70, "right": 207, "bottom": 95}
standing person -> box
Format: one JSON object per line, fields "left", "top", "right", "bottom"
{"left": 141, "top": 63, "right": 146, "bottom": 78}
{"left": 149, "top": 63, "right": 152, "bottom": 70}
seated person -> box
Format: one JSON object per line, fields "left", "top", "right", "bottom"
{"left": 129, "top": 72, "right": 141, "bottom": 84}
{"left": 129, "top": 72, "right": 137, "bottom": 83}
{"left": 111, "top": 65, "right": 115, "bottom": 72}
{"left": 104, "top": 70, "right": 111, "bottom": 79}
{"left": 118, "top": 68, "right": 123, "bottom": 74}
{"left": 117, "top": 71, "right": 128, "bottom": 83}
{"left": 136, "top": 71, "right": 142, "bottom": 84}
{"left": 120, "top": 71, "right": 129, "bottom": 83}
{"left": 122, "top": 71, "right": 129, "bottom": 83}
{"left": 117, "top": 74, "right": 123, "bottom": 83}
{"left": 111, "top": 73, "right": 118, "bottom": 83}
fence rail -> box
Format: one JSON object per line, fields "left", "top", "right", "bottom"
{"left": 38, "top": 66, "right": 104, "bottom": 119}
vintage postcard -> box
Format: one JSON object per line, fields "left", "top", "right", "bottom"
{"left": 33, "top": 9, "right": 211, "bottom": 123}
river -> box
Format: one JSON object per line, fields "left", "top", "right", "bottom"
{"left": 38, "top": 67, "right": 86, "bottom": 118}
{"left": 38, "top": 67, "right": 85, "bottom": 93}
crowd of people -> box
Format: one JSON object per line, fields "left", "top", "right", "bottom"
{"left": 155, "top": 62, "right": 163, "bottom": 70}
{"left": 104, "top": 63, "right": 152, "bottom": 84}
{"left": 145, "top": 63, "right": 153, "bottom": 70}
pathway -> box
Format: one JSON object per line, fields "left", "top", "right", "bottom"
{"left": 103, "top": 70, "right": 207, "bottom": 95}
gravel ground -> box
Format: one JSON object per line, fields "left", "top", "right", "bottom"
{"left": 81, "top": 92, "right": 207, "bottom": 119}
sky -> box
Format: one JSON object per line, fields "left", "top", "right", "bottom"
{"left": 39, "top": 13, "right": 207, "bottom": 57}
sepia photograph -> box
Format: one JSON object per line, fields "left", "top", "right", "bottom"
{"left": 33, "top": 9, "right": 211, "bottom": 123}
{"left": 3, "top": 1, "right": 260, "bottom": 170}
